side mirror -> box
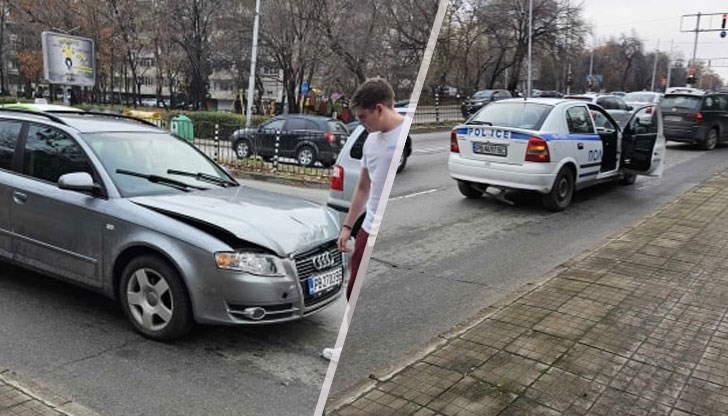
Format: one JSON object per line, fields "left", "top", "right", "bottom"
{"left": 58, "top": 172, "right": 97, "bottom": 193}
{"left": 627, "top": 105, "right": 634, "bottom": 111}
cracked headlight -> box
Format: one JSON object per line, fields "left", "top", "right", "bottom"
{"left": 214, "top": 252, "right": 286, "bottom": 276}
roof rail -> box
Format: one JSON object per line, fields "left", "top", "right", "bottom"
{"left": 70, "top": 111, "right": 160, "bottom": 128}
{"left": 0, "top": 108, "right": 69, "bottom": 125}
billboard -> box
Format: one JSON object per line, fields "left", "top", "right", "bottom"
{"left": 41, "top": 32, "right": 95, "bottom": 87}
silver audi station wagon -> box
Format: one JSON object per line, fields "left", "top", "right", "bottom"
{"left": 0, "top": 109, "right": 344, "bottom": 340}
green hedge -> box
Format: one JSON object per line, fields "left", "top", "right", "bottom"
{"left": 164, "top": 111, "right": 271, "bottom": 140}
{"left": 0, "top": 97, "right": 34, "bottom": 105}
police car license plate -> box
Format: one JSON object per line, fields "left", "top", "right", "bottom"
{"left": 473, "top": 142, "right": 507, "bottom": 156}
{"left": 308, "top": 268, "right": 343, "bottom": 295}
{"left": 664, "top": 115, "right": 682, "bottom": 122}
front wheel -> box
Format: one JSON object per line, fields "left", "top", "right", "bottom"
{"left": 120, "top": 255, "right": 194, "bottom": 341}
{"left": 542, "top": 167, "right": 574, "bottom": 211}
{"left": 457, "top": 180, "right": 484, "bottom": 199}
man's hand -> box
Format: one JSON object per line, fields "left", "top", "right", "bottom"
{"left": 337, "top": 227, "right": 352, "bottom": 252}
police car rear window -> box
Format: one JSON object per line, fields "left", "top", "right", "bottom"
{"left": 468, "top": 102, "right": 552, "bottom": 130}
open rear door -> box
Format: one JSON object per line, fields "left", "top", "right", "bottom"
{"left": 620, "top": 105, "right": 665, "bottom": 177}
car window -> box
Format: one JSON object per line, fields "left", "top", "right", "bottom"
{"left": 0, "top": 120, "right": 22, "bottom": 171}
{"left": 469, "top": 102, "right": 552, "bottom": 130}
{"left": 261, "top": 119, "right": 285, "bottom": 131}
{"left": 328, "top": 121, "right": 348, "bottom": 134}
{"left": 566, "top": 106, "right": 595, "bottom": 134}
{"left": 472, "top": 91, "right": 493, "bottom": 99}
{"left": 23, "top": 124, "right": 93, "bottom": 183}
{"left": 623, "top": 92, "right": 657, "bottom": 103}
{"left": 283, "top": 118, "right": 308, "bottom": 130}
{"left": 660, "top": 95, "right": 701, "bottom": 111}
{"left": 702, "top": 96, "right": 721, "bottom": 111}
{"left": 716, "top": 96, "right": 728, "bottom": 111}
{"left": 85, "top": 131, "right": 229, "bottom": 197}
{"left": 349, "top": 130, "right": 368, "bottom": 160}
{"left": 596, "top": 97, "right": 613, "bottom": 109}
{"left": 615, "top": 98, "right": 629, "bottom": 111}
{"left": 631, "top": 108, "right": 659, "bottom": 134}
{"left": 591, "top": 110, "right": 617, "bottom": 132}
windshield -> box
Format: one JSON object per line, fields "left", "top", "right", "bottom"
{"left": 660, "top": 95, "right": 701, "bottom": 111}
{"left": 624, "top": 92, "right": 658, "bottom": 103}
{"left": 83, "top": 131, "right": 235, "bottom": 197}
{"left": 469, "top": 102, "right": 552, "bottom": 130}
{"left": 472, "top": 91, "right": 494, "bottom": 99}
{"left": 564, "top": 96, "right": 592, "bottom": 102}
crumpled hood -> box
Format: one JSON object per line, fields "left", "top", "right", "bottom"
{"left": 129, "top": 187, "right": 338, "bottom": 256}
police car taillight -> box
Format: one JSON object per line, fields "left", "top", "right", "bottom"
{"left": 450, "top": 129, "right": 459, "bottom": 153}
{"left": 525, "top": 137, "right": 550, "bottom": 162}
{"left": 330, "top": 165, "right": 344, "bottom": 191}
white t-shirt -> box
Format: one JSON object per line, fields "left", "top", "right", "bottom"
{"left": 360, "top": 121, "right": 404, "bottom": 234}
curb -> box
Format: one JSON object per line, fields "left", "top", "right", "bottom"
{"left": 327, "top": 171, "right": 713, "bottom": 413}
{"left": 228, "top": 168, "right": 329, "bottom": 189}
{"left": 0, "top": 370, "right": 99, "bottom": 416}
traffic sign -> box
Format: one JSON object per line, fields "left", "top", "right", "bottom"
{"left": 301, "top": 81, "right": 309, "bottom": 97}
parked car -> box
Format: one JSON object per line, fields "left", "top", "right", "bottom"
{"left": 0, "top": 102, "right": 81, "bottom": 113}
{"left": 0, "top": 108, "right": 344, "bottom": 340}
{"left": 564, "top": 93, "right": 634, "bottom": 127}
{"left": 660, "top": 90, "right": 728, "bottom": 150}
{"left": 461, "top": 89, "right": 512, "bottom": 118}
{"left": 231, "top": 114, "right": 348, "bottom": 167}
{"left": 610, "top": 91, "right": 627, "bottom": 98}
{"left": 327, "top": 107, "right": 413, "bottom": 234}
{"left": 448, "top": 98, "right": 665, "bottom": 211}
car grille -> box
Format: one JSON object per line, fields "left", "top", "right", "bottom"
{"left": 294, "top": 240, "right": 344, "bottom": 308}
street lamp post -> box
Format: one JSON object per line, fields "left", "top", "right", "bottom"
{"left": 245, "top": 0, "right": 261, "bottom": 128}
{"left": 527, "top": 0, "right": 533, "bottom": 98}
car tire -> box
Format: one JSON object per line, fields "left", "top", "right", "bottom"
{"left": 396, "top": 152, "right": 408, "bottom": 173}
{"left": 297, "top": 146, "right": 317, "bottom": 166}
{"left": 234, "top": 138, "right": 252, "bottom": 159}
{"left": 620, "top": 172, "right": 637, "bottom": 185}
{"left": 542, "top": 166, "right": 574, "bottom": 211}
{"left": 119, "top": 255, "right": 194, "bottom": 341}
{"left": 457, "top": 180, "right": 484, "bottom": 199}
{"left": 699, "top": 128, "right": 719, "bottom": 151}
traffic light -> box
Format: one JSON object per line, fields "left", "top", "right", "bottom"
{"left": 687, "top": 67, "right": 696, "bottom": 85}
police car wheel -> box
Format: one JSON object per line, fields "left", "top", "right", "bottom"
{"left": 542, "top": 167, "right": 574, "bottom": 212}
{"left": 620, "top": 173, "right": 637, "bottom": 185}
{"left": 457, "top": 180, "right": 484, "bottom": 199}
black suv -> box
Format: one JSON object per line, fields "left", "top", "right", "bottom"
{"left": 461, "top": 89, "right": 512, "bottom": 118}
{"left": 660, "top": 90, "right": 728, "bottom": 150}
{"left": 231, "top": 115, "right": 348, "bottom": 167}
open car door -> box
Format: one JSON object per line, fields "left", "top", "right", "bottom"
{"left": 620, "top": 104, "right": 665, "bottom": 177}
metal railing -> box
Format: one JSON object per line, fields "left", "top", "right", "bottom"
{"left": 191, "top": 122, "right": 339, "bottom": 180}
{"left": 412, "top": 95, "right": 466, "bottom": 124}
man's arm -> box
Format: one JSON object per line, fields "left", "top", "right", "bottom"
{"left": 337, "top": 167, "right": 371, "bottom": 252}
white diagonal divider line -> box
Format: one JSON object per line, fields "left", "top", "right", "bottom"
{"left": 313, "top": 1, "right": 450, "bottom": 415}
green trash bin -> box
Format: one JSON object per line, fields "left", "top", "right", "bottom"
{"left": 170, "top": 114, "right": 194, "bottom": 142}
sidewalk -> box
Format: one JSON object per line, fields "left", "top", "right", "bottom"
{"left": 328, "top": 171, "right": 728, "bottom": 415}
{"left": 0, "top": 371, "right": 96, "bottom": 416}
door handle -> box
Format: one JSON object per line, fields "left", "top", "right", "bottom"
{"left": 13, "top": 191, "right": 28, "bottom": 204}
{"left": 577, "top": 143, "right": 584, "bottom": 150}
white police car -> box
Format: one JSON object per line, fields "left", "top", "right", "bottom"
{"left": 448, "top": 98, "right": 665, "bottom": 211}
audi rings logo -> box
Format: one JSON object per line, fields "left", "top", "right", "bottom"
{"left": 312, "top": 252, "right": 335, "bottom": 270}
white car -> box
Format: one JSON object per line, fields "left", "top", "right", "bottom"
{"left": 448, "top": 98, "right": 665, "bottom": 211}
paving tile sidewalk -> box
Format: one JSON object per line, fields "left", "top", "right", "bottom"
{"left": 328, "top": 171, "right": 728, "bottom": 416}
{"left": 0, "top": 371, "right": 96, "bottom": 416}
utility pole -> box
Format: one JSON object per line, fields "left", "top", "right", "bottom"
{"left": 666, "top": 39, "right": 675, "bottom": 89}
{"left": 245, "top": 0, "right": 261, "bottom": 127}
{"left": 650, "top": 38, "right": 660, "bottom": 91}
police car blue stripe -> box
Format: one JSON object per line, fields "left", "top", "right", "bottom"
{"left": 458, "top": 127, "right": 601, "bottom": 142}
{"left": 541, "top": 133, "right": 601, "bottom": 142}
{"left": 579, "top": 170, "right": 599, "bottom": 178}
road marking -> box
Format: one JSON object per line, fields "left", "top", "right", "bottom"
{"left": 389, "top": 188, "right": 440, "bottom": 201}
{"left": 413, "top": 146, "right": 448, "bottom": 155}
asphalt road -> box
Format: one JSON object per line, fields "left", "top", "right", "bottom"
{"left": 329, "top": 130, "right": 728, "bottom": 395}
{"left": 0, "top": 180, "right": 339, "bottom": 416}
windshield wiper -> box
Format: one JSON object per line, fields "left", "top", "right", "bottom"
{"left": 467, "top": 120, "right": 493, "bottom": 126}
{"left": 116, "top": 169, "right": 208, "bottom": 191}
{"left": 167, "top": 169, "right": 238, "bottom": 188}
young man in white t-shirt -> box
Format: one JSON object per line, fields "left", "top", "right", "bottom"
{"left": 322, "top": 78, "right": 404, "bottom": 360}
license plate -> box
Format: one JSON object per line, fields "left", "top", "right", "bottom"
{"left": 664, "top": 115, "right": 682, "bottom": 122}
{"left": 473, "top": 142, "right": 507, "bottom": 156}
{"left": 307, "top": 268, "right": 343, "bottom": 295}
